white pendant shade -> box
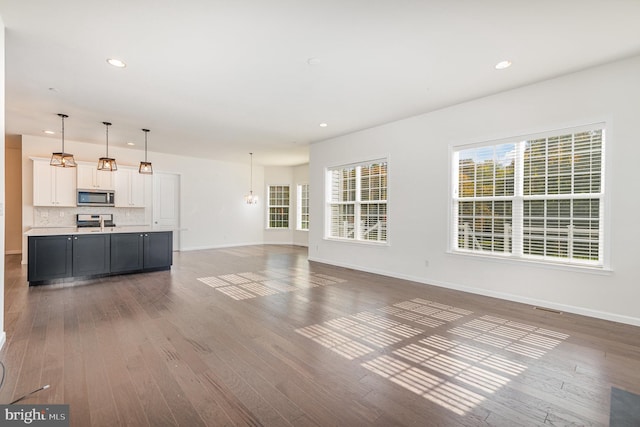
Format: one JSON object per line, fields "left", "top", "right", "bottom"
{"left": 245, "top": 152, "right": 258, "bottom": 204}
{"left": 245, "top": 191, "right": 258, "bottom": 205}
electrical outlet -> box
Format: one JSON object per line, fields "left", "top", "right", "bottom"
{"left": 424, "top": 260, "right": 429, "bottom": 267}
{"left": 59, "top": 211, "right": 65, "bottom": 217}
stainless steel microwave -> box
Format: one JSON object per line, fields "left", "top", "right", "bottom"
{"left": 77, "top": 189, "right": 115, "bottom": 206}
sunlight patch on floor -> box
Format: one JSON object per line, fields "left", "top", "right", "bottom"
{"left": 378, "top": 298, "right": 474, "bottom": 329}
{"left": 296, "top": 311, "right": 425, "bottom": 359}
{"left": 362, "top": 355, "right": 484, "bottom": 416}
{"left": 295, "top": 323, "right": 375, "bottom": 360}
{"left": 196, "top": 271, "right": 347, "bottom": 300}
{"left": 449, "top": 314, "right": 568, "bottom": 359}
{"left": 296, "top": 298, "right": 571, "bottom": 417}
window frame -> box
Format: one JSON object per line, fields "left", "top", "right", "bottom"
{"left": 450, "top": 123, "right": 609, "bottom": 270}
{"left": 266, "top": 184, "right": 291, "bottom": 229}
{"left": 325, "top": 158, "right": 388, "bottom": 244}
{"left": 296, "top": 183, "right": 310, "bottom": 231}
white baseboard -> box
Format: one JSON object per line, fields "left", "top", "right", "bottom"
{"left": 180, "top": 241, "right": 265, "bottom": 251}
{"left": 182, "top": 242, "right": 308, "bottom": 251}
{"left": 263, "top": 241, "right": 308, "bottom": 247}
{"left": 308, "top": 256, "right": 640, "bottom": 328}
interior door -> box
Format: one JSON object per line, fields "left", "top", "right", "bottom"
{"left": 153, "top": 172, "right": 180, "bottom": 250}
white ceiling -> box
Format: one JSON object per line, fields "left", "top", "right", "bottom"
{"left": 1, "top": 1, "right": 640, "bottom": 166}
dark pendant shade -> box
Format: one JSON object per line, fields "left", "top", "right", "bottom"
{"left": 50, "top": 152, "right": 77, "bottom": 168}
{"left": 50, "top": 113, "right": 77, "bottom": 168}
{"left": 139, "top": 161, "right": 153, "bottom": 174}
{"left": 97, "top": 121, "right": 117, "bottom": 171}
{"left": 139, "top": 129, "right": 153, "bottom": 174}
{"left": 97, "top": 157, "right": 118, "bottom": 171}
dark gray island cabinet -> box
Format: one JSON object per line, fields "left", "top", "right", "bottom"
{"left": 74, "top": 233, "right": 111, "bottom": 277}
{"left": 110, "top": 232, "right": 173, "bottom": 273}
{"left": 28, "top": 230, "right": 172, "bottom": 285}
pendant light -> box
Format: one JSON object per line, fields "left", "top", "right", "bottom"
{"left": 97, "top": 121, "right": 117, "bottom": 171}
{"left": 50, "top": 113, "right": 77, "bottom": 167}
{"left": 138, "top": 128, "right": 153, "bottom": 174}
{"left": 244, "top": 152, "right": 258, "bottom": 205}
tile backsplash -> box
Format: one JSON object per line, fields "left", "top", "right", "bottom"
{"left": 34, "top": 206, "right": 147, "bottom": 227}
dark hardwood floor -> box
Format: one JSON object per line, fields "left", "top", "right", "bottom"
{"left": 1, "top": 245, "right": 639, "bottom": 426}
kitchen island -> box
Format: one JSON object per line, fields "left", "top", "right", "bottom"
{"left": 26, "top": 226, "right": 173, "bottom": 285}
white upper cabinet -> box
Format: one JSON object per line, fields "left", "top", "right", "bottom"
{"left": 33, "top": 159, "right": 77, "bottom": 207}
{"left": 77, "top": 164, "right": 114, "bottom": 190}
{"left": 114, "top": 167, "right": 147, "bottom": 207}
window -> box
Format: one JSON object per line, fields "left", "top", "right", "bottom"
{"left": 297, "top": 184, "right": 309, "bottom": 230}
{"left": 452, "top": 124, "right": 605, "bottom": 267}
{"left": 327, "top": 160, "right": 387, "bottom": 242}
{"left": 268, "top": 185, "right": 290, "bottom": 228}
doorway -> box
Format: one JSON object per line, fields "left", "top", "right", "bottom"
{"left": 153, "top": 172, "right": 180, "bottom": 250}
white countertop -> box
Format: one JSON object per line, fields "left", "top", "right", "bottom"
{"left": 25, "top": 225, "right": 176, "bottom": 236}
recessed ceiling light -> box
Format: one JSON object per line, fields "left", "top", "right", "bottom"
{"left": 107, "top": 58, "right": 127, "bottom": 68}
{"left": 495, "top": 60, "right": 512, "bottom": 70}
{"left": 127, "top": 142, "right": 135, "bottom": 146}
{"left": 43, "top": 130, "right": 55, "bottom": 135}
{"left": 307, "top": 57, "right": 321, "bottom": 66}
{"left": 319, "top": 123, "right": 328, "bottom": 128}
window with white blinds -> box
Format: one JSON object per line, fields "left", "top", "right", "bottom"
{"left": 297, "top": 184, "right": 309, "bottom": 230}
{"left": 327, "top": 160, "right": 387, "bottom": 242}
{"left": 268, "top": 185, "right": 290, "bottom": 229}
{"left": 452, "top": 125, "right": 605, "bottom": 267}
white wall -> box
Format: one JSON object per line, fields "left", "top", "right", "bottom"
{"left": 21, "top": 135, "right": 266, "bottom": 256}
{"left": 309, "top": 55, "right": 640, "bottom": 326}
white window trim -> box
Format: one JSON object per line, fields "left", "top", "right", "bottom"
{"left": 449, "top": 122, "right": 610, "bottom": 270}
{"left": 324, "top": 158, "right": 389, "bottom": 245}
{"left": 296, "top": 183, "right": 309, "bottom": 231}
{"left": 266, "top": 184, "right": 291, "bottom": 230}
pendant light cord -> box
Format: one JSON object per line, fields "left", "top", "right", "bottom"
{"left": 103, "top": 122, "right": 111, "bottom": 157}
{"left": 143, "top": 129, "right": 149, "bottom": 162}
{"left": 250, "top": 152, "right": 253, "bottom": 194}
{"left": 57, "top": 113, "right": 69, "bottom": 153}
{"left": 61, "top": 115, "right": 65, "bottom": 153}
